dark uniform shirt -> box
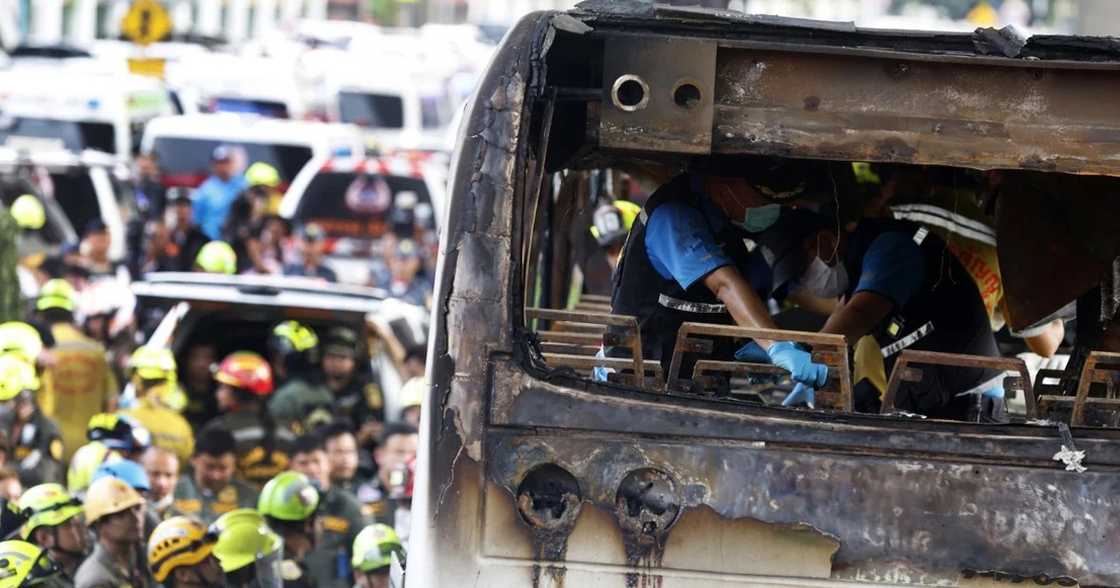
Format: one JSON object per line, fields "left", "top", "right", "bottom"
{"left": 267, "top": 377, "right": 335, "bottom": 435}
{"left": 171, "top": 474, "right": 258, "bottom": 525}
{"left": 0, "top": 408, "right": 64, "bottom": 487}
{"left": 203, "top": 410, "right": 294, "bottom": 488}
{"left": 73, "top": 543, "right": 152, "bottom": 588}
{"left": 306, "top": 486, "right": 368, "bottom": 588}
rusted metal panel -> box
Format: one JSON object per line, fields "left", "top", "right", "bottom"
{"left": 599, "top": 34, "right": 716, "bottom": 154}
{"left": 707, "top": 48, "right": 1120, "bottom": 175}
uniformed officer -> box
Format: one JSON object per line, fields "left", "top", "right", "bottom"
{"left": 266, "top": 322, "right": 334, "bottom": 435}
{"left": 0, "top": 354, "right": 64, "bottom": 487}
{"left": 121, "top": 347, "right": 194, "bottom": 463}
{"left": 257, "top": 472, "right": 320, "bottom": 587}
{"left": 590, "top": 199, "right": 642, "bottom": 271}
{"left": 140, "top": 447, "right": 179, "bottom": 521}
{"left": 606, "top": 159, "right": 829, "bottom": 386}
{"left": 34, "top": 279, "right": 118, "bottom": 464}
{"left": 318, "top": 327, "right": 384, "bottom": 479}
{"left": 351, "top": 524, "right": 403, "bottom": 588}
{"left": 74, "top": 476, "right": 153, "bottom": 588}
{"left": 90, "top": 460, "right": 160, "bottom": 540}
{"left": 147, "top": 516, "right": 224, "bottom": 588}
{"left": 355, "top": 423, "right": 417, "bottom": 528}
{"left": 289, "top": 434, "right": 366, "bottom": 588}
{"left": 18, "top": 483, "right": 88, "bottom": 585}
{"left": 756, "top": 209, "right": 1004, "bottom": 420}
{"left": 321, "top": 422, "right": 364, "bottom": 495}
{"left": 0, "top": 540, "right": 66, "bottom": 587}
{"left": 203, "top": 351, "right": 293, "bottom": 487}
{"left": 210, "top": 509, "right": 282, "bottom": 588}
{"left": 170, "top": 428, "right": 257, "bottom": 525}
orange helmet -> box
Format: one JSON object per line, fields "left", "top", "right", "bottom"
{"left": 213, "top": 351, "right": 273, "bottom": 396}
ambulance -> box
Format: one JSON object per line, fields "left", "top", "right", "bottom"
{"left": 0, "top": 69, "right": 174, "bottom": 162}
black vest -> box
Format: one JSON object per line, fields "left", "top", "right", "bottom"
{"left": 609, "top": 174, "right": 769, "bottom": 376}
{"left": 844, "top": 218, "right": 1000, "bottom": 417}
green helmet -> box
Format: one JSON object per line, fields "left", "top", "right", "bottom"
{"left": 209, "top": 509, "right": 281, "bottom": 573}
{"left": 9, "top": 195, "right": 45, "bottom": 231}
{"left": 127, "top": 346, "right": 177, "bottom": 382}
{"left": 17, "top": 484, "right": 82, "bottom": 540}
{"left": 0, "top": 323, "right": 44, "bottom": 364}
{"left": 66, "top": 442, "right": 112, "bottom": 496}
{"left": 245, "top": 162, "right": 281, "bottom": 188}
{"left": 257, "top": 471, "right": 318, "bottom": 522}
{"left": 351, "top": 524, "right": 403, "bottom": 573}
{"left": 35, "top": 279, "right": 76, "bottom": 313}
{"left": 195, "top": 241, "right": 237, "bottom": 275}
{"left": 0, "top": 541, "right": 61, "bottom": 588}
{"left": 0, "top": 353, "right": 39, "bottom": 402}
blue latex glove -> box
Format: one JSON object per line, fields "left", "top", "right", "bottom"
{"left": 782, "top": 383, "right": 815, "bottom": 408}
{"left": 734, "top": 341, "right": 771, "bottom": 363}
{"left": 766, "top": 341, "right": 829, "bottom": 388}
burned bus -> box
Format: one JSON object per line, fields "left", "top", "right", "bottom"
{"left": 410, "top": 3, "right": 1120, "bottom": 586}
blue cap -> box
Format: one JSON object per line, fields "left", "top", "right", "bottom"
{"left": 92, "top": 459, "right": 151, "bottom": 493}
{"left": 211, "top": 145, "right": 232, "bottom": 161}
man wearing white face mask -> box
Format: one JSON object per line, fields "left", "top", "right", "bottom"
{"left": 757, "top": 209, "right": 1003, "bottom": 421}
{"left": 606, "top": 157, "right": 830, "bottom": 389}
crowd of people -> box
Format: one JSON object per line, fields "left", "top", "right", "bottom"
{"left": 0, "top": 276, "right": 422, "bottom": 587}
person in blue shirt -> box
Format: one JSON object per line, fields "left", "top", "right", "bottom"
{"left": 607, "top": 159, "right": 829, "bottom": 390}
{"left": 755, "top": 209, "right": 1003, "bottom": 420}
{"left": 192, "top": 146, "right": 248, "bottom": 240}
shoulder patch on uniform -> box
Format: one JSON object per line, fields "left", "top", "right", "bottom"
{"left": 173, "top": 499, "right": 201, "bottom": 514}
{"left": 321, "top": 515, "right": 350, "bottom": 534}
{"left": 280, "top": 560, "right": 303, "bottom": 581}
{"left": 218, "top": 486, "right": 238, "bottom": 504}
{"left": 364, "top": 384, "right": 383, "bottom": 410}
{"left": 49, "top": 438, "right": 63, "bottom": 461}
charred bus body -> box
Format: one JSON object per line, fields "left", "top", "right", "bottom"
{"left": 412, "top": 3, "right": 1120, "bottom": 587}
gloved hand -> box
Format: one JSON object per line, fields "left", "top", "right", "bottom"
{"left": 766, "top": 341, "right": 829, "bottom": 388}
{"left": 734, "top": 340, "right": 771, "bottom": 363}
{"left": 782, "top": 383, "right": 815, "bottom": 408}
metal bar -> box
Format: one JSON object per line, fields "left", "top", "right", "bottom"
{"left": 525, "top": 308, "right": 639, "bottom": 328}
{"left": 881, "top": 350, "right": 1036, "bottom": 419}
{"left": 541, "top": 353, "right": 663, "bottom": 376}
{"left": 1071, "top": 351, "right": 1120, "bottom": 426}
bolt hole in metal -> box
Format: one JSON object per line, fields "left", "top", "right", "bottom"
{"left": 615, "top": 468, "right": 681, "bottom": 540}
{"left": 672, "top": 81, "right": 702, "bottom": 110}
{"left": 517, "top": 464, "right": 582, "bottom": 530}
{"left": 612, "top": 74, "right": 650, "bottom": 112}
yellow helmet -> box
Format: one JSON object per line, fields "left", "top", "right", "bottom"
{"left": 245, "top": 162, "right": 281, "bottom": 188}
{"left": 67, "top": 442, "right": 113, "bottom": 496}
{"left": 17, "top": 484, "right": 83, "bottom": 540}
{"left": 0, "top": 353, "right": 39, "bottom": 402}
{"left": 210, "top": 509, "right": 281, "bottom": 573}
{"left": 351, "top": 523, "right": 403, "bottom": 573}
{"left": 0, "top": 541, "right": 61, "bottom": 588}
{"left": 35, "top": 279, "right": 76, "bottom": 313}
{"left": 9, "top": 195, "right": 45, "bottom": 231}
{"left": 83, "top": 476, "right": 145, "bottom": 525}
{"left": 0, "top": 322, "right": 44, "bottom": 363}
{"left": 195, "top": 241, "right": 237, "bottom": 275}
{"left": 127, "top": 346, "right": 177, "bottom": 383}
{"left": 400, "top": 376, "right": 425, "bottom": 409}
{"left": 148, "top": 517, "right": 216, "bottom": 583}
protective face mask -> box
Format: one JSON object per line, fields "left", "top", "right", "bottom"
{"left": 798, "top": 256, "right": 849, "bottom": 298}
{"left": 739, "top": 203, "right": 781, "bottom": 233}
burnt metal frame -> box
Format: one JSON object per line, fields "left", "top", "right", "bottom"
{"left": 524, "top": 307, "right": 654, "bottom": 384}
{"left": 666, "top": 322, "right": 852, "bottom": 411}
{"left": 1068, "top": 351, "right": 1120, "bottom": 426}
{"left": 880, "top": 350, "right": 1036, "bottom": 419}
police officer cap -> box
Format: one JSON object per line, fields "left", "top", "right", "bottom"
{"left": 752, "top": 208, "right": 833, "bottom": 294}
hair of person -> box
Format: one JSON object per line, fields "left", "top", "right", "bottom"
{"left": 291, "top": 432, "right": 324, "bottom": 457}
{"left": 378, "top": 422, "right": 418, "bottom": 447}
{"left": 193, "top": 427, "right": 236, "bottom": 458}
{"left": 318, "top": 421, "right": 354, "bottom": 444}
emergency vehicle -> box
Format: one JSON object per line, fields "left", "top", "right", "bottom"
{"left": 139, "top": 113, "right": 364, "bottom": 190}
{"left": 164, "top": 53, "right": 309, "bottom": 119}
{"left": 0, "top": 147, "right": 129, "bottom": 260}
{"left": 279, "top": 154, "right": 447, "bottom": 285}
{"left": 0, "top": 69, "right": 174, "bottom": 161}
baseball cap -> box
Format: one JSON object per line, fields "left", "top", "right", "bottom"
{"left": 211, "top": 146, "right": 232, "bottom": 162}
{"left": 299, "top": 223, "right": 326, "bottom": 242}
{"left": 323, "top": 327, "right": 359, "bottom": 358}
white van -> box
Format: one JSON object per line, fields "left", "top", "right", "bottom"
{"left": 139, "top": 113, "right": 364, "bottom": 190}
{"left": 0, "top": 69, "right": 174, "bottom": 161}
{"left": 324, "top": 64, "right": 455, "bottom": 154}
{"left": 165, "top": 53, "right": 309, "bottom": 120}
{"left": 0, "top": 147, "right": 130, "bottom": 261}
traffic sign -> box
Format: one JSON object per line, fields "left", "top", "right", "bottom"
{"left": 120, "top": 0, "right": 172, "bottom": 46}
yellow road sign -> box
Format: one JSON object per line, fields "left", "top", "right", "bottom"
{"left": 121, "top": 0, "right": 172, "bottom": 46}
